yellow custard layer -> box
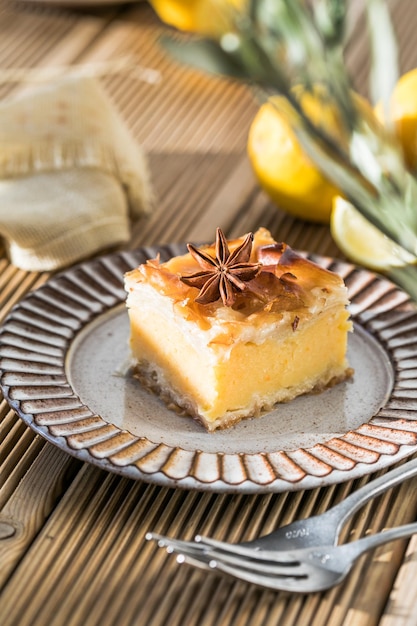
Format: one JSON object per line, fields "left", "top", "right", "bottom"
{"left": 125, "top": 228, "right": 353, "bottom": 431}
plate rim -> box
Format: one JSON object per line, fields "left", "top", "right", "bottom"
{"left": 1, "top": 243, "right": 417, "bottom": 493}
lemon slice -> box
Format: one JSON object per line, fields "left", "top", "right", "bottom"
{"left": 331, "top": 197, "right": 417, "bottom": 270}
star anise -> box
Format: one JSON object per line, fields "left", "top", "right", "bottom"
{"left": 180, "top": 228, "right": 261, "bottom": 306}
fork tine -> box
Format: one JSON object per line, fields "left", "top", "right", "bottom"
{"left": 148, "top": 532, "right": 299, "bottom": 565}
{"left": 195, "top": 534, "right": 252, "bottom": 555}
{"left": 213, "top": 558, "right": 307, "bottom": 586}
{"left": 195, "top": 535, "right": 298, "bottom": 563}
{"left": 174, "top": 552, "right": 213, "bottom": 573}
{"left": 148, "top": 532, "right": 309, "bottom": 577}
{"left": 176, "top": 549, "right": 311, "bottom": 591}
{"left": 213, "top": 555, "right": 341, "bottom": 593}
{"left": 150, "top": 539, "right": 338, "bottom": 593}
{"left": 199, "top": 549, "right": 308, "bottom": 576}
{"left": 146, "top": 532, "right": 208, "bottom": 557}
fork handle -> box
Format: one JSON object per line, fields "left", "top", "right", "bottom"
{"left": 324, "top": 454, "right": 417, "bottom": 535}
{"left": 341, "top": 521, "right": 417, "bottom": 562}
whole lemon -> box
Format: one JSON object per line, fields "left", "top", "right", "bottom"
{"left": 375, "top": 68, "right": 417, "bottom": 170}
{"left": 247, "top": 92, "right": 346, "bottom": 223}
{"left": 149, "top": 0, "right": 246, "bottom": 37}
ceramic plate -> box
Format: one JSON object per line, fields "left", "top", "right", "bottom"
{"left": 1, "top": 244, "right": 417, "bottom": 493}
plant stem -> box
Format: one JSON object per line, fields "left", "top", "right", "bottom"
{"left": 386, "top": 264, "right": 417, "bottom": 303}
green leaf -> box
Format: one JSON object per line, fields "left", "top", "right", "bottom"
{"left": 386, "top": 263, "right": 417, "bottom": 302}
{"left": 160, "top": 35, "right": 249, "bottom": 81}
{"left": 365, "top": 0, "right": 399, "bottom": 113}
{"left": 313, "top": 0, "right": 346, "bottom": 46}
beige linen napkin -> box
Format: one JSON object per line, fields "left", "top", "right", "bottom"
{"left": 0, "top": 77, "right": 153, "bottom": 271}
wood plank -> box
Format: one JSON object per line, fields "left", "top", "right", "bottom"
{"left": 380, "top": 535, "right": 417, "bottom": 626}
{"left": 0, "top": 444, "right": 80, "bottom": 587}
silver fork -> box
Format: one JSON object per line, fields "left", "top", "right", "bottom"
{"left": 154, "top": 455, "right": 417, "bottom": 556}
{"left": 146, "top": 455, "right": 417, "bottom": 568}
{"left": 149, "top": 522, "right": 417, "bottom": 593}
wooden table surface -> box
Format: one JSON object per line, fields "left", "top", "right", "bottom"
{"left": 1, "top": 1, "right": 417, "bottom": 624}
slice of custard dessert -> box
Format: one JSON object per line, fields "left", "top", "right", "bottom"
{"left": 124, "top": 227, "right": 353, "bottom": 432}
